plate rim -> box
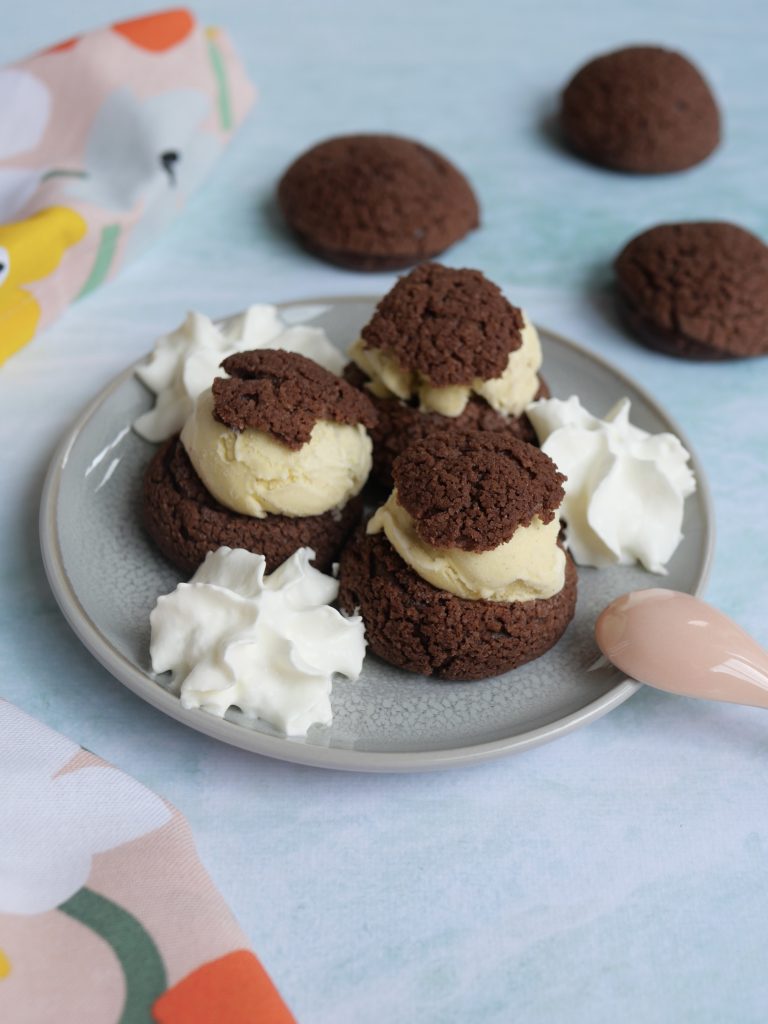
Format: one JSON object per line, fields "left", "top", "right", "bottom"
{"left": 39, "top": 296, "right": 716, "bottom": 773}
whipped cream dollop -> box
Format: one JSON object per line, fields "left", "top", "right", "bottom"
{"left": 526, "top": 396, "right": 696, "bottom": 574}
{"left": 149, "top": 547, "right": 366, "bottom": 736}
{"left": 134, "top": 306, "right": 345, "bottom": 442}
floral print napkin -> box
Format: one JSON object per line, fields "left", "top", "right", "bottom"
{"left": 0, "top": 701, "right": 295, "bottom": 1023}
{"left": 0, "top": 9, "right": 255, "bottom": 364}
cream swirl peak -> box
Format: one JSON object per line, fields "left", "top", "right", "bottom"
{"left": 527, "top": 395, "right": 696, "bottom": 573}
{"left": 149, "top": 546, "right": 366, "bottom": 737}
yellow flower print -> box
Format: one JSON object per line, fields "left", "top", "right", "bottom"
{"left": 0, "top": 206, "right": 86, "bottom": 364}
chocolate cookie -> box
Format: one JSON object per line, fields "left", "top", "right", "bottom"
{"left": 360, "top": 262, "right": 524, "bottom": 385}
{"left": 345, "top": 362, "right": 548, "bottom": 489}
{"left": 338, "top": 530, "right": 577, "bottom": 680}
{"left": 392, "top": 431, "right": 566, "bottom": 551}
{"left": 214, "top": 349, "right": 377, "bottom": 447}
{"left": 277, "top": 135, "right": 479, "bottom": 270}
{"left": 143, "top": 436, "right": 363, "bottom": 576}
{"left": 615, "top": 221, "right": 768, "bottom": 359}
{"left": 561, "top": 46, "right": 720, "bottom": 173}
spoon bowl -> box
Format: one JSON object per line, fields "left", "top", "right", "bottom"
{"left": 595, "top": 589, "right": 768, "bottom": 709}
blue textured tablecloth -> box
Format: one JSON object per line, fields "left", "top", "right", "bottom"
{"left": 2, "top": 2, "right": 767, "bottom": 1021}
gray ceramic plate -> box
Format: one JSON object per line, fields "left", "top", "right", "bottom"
{"left": 40, "top": 298, "right": 714, "bottom": 772}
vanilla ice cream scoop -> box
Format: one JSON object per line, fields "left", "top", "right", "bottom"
{"left": 182, "top": 390, "right": 372, "bottom": 518}
{"left": 349, "top": 263, "right": 543, "bottom": 418}
{"left": 367, "top": 430, "right": 569, "bottom": 603}
{"left": 367, "top": 489, "right": 565, "bottom": 602}
{"left": 180, "top": 349, "right": 377, "bottom": 519}
{"left": 349, "top": 315, "right": 542, "bottom": 418}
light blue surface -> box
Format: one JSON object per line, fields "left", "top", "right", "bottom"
{"left": 2, "top": 2, "right": 768, "bottom": 1021}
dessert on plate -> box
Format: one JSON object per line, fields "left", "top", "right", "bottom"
{"left": 345, "top": 262, "right": 548, "bottom": 487}
{"left": 338, "top": 431, "right": 577, "bottom": 680}
{"left": 142, "top": 349, "right": 377, "bottom": 575}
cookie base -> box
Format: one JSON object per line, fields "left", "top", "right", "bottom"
{"left": 338, "top": 529, "right": 577, "bottom": 681}
{"left": 143, "top": 437, "right": 364, "bottom": 576}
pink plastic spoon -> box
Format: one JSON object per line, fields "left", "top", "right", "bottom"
{"left": 595, "top": 589, "right": 768, "bottom": 709}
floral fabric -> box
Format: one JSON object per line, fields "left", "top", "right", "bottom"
{"left": 0, "top": 701, "right": 295, "bottom": 1023}
{"left": 0, "top": 9, "right": 255, "bottom": 364}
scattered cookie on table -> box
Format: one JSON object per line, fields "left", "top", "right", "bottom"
{"left": 338, "top": 432, "right": 577, "bottom": 681}
{"left": 614, "top": 221, "right": 768, "bottom": 359}
{"left": 277, "top": 134, "right": 479, "bottom": 270}
{"left": 142, "top": 349, "right": 377, "bottom": 574}
{"left": 560, "top": 45, "right": 720, "bottom": 173}
{"left": 345, "top": 262, "right": 547, "bottom": 487}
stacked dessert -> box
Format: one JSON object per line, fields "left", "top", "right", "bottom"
{"left": 338, "top": 432, "right": 578, "bottom": 680}
{"left": 143, "top": 349, "right": 377, "bottom": 574}
{"left": 345, "top": 263, "right": 548, "bottom": 487}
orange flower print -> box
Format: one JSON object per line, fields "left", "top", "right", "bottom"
{"left": 113, "top": 10, "right": 195, "bottom": 53}
{"left": 152, "top": 950, "right": 296, "bottom": 1024}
